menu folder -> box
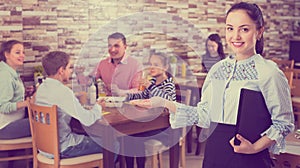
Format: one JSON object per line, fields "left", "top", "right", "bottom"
{"left": 234, "top": 88, "right": 272, "bottom": 145}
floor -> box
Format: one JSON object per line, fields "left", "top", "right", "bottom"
{"left": 154, "top": 141, "right": 205, "bottom": 168}
{"left": 124, "top": 133, "right": 206, "bottom": 168}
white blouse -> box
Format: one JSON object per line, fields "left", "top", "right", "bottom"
{"left": 170, "top": 54, "right": 294, "bottom": 154}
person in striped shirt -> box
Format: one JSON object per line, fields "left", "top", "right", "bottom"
{"left": 123, "top": 50, "right": 176, "bottom": 168}
{"left": 126, "top": 50, "right": 176, "bottom": 102}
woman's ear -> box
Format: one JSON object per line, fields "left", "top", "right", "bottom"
{"left": 4, "top": 51, "right": 9, "bottom": 59}
{"left": 257, "top": 27, "right": 264, "bottom": 40}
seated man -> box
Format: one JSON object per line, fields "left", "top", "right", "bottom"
{"left": 76, "top": 32, "right": 143, "bottom": 96}
{"left": 35, "top": 51, "right": 118, "bottom": 158}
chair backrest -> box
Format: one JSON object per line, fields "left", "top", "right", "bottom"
{"left": 272, "top": 59, "right": 295, "bottom": 70}
{"left": 176, "top": 89, "right": 192, "bottom": 105}
{"left": 274, "top": 153, "right": 300, "bottom": 168}
{"left": 271, "top": 59, "right": 295, "bottom": 89}
{"left": 291, "top": 69, "right": 300, "bottom": 97}
{"left": 28, "top": 103, "right": 60, "bottom": 167}
{"left": 283, "top": 69, "right": 294, "bottom": 90}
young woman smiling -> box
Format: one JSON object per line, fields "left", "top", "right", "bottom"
{"left": 139, "top": 2, "right": 294, "bottom": 168}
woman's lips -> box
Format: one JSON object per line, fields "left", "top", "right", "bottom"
{"left": 232, "top": 42, "right": 244, "bottom": 47}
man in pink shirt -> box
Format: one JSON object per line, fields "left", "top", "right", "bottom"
{"left": 77, "top": 32, "right": 142, "bottom": 96}
{"left": 95, "top": 32, "right": 142, "bottom": 93}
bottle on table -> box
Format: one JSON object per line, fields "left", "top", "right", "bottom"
{"left": 88, "top": 78, "right": 97, "bottom": 105}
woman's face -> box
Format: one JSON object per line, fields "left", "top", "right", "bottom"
{"left": 225, "top": 9, "right": 263, "bottom": 59}
{"left": 148, "top": 55, "right": 167, "bottom": 78}
{"left": 5, "top": 43, "right": 25, "bottom": 69}
{"left": 207, "top": 40, "right": 219, "bottom": 57}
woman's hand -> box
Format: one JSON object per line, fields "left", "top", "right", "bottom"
{"left": 230, "top": 134, "right": 275, "bottom": 154}
{"left": 128, "top": 97, "right": 166, "bottom": 108}
{"left": 229, "top": 134, "right": 256, "bottom": 154}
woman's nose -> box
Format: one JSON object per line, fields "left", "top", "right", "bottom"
{"left": 233, "top": 30, "right": 241, "bottom": 40}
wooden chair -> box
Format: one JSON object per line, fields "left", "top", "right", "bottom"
{"left": 271, "top": 59, "right": 295, "bottom": 89}
{"left": 282, "top": 69, "right": 294, "bottom": 90}
{"left": 291, "top": 69, "right": 300, "bottom": 128}
{"left": 144, "top": 89, "right": 191, "bottom": 168}
{"left": 273, "top": 153, "right": 300, "bottom": 168}
{"left": 272, "top": 58, "right": 295, "bottom": 70}
{"left": 0, "top": 137, "right": 33, "bottom": 168}
{"left": 28, "top": 103, "right": 103, "bottom": 168}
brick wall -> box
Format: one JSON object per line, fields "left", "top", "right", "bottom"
{"left": 0, "top": 0, "right": 299, "bottom": 82}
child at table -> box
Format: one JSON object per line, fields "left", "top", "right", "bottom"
{"left": 35, "top": 51, "right": 119, "bottom": 159}
{"left": 120, "top": 50, "right": 176, "bottom": 168}
{"left": 126, "top": 50, "right": 176, "bottom": 101}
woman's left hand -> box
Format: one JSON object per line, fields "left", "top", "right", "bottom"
{"left": 229, "top": 134, "right": 256, "bottom": 154}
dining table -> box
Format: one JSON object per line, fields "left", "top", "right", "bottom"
{"left": 271, "top": 131, "right": 300, "bottom": 167}
{"left": 285, "top": 131, "right": 300, "bottom": 155}
{"left": 84, "top": 103, "right": 181, "bottom": 168}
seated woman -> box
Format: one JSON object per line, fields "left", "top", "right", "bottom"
{"left": 0, "top": 40, "right": 31, "bottom": 140}
{"left": 194, "top": 33, "right": 226, "bottom": 73}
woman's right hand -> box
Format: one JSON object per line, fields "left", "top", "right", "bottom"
{"left": 128, "top": 97, "right": 166, "bottom": 108}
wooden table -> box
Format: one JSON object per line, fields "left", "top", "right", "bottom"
{"left": 285, "top": 132, "right": 300, "bottom": 155}
{"left": 86, "top": 104, "right": 180, "bottom": 168}
{"left": 272, "top": 132, "right": 300, "bottom": 167}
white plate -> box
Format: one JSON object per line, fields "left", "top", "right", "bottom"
{"left": 192, "top": 72, "right": 207, "bottom": 77}
{"left": 98, "top": 96, "right": 126, "bottom": 102}
{"left": 99, "top": 96, "right": 126, "bottom": 108}
{"left": 105, "top": 102, "right": 123, "bottom": 107}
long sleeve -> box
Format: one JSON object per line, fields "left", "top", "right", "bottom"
{"left": 259, "top": 64, "right": 294, "bottom": 154}
{"left": 169, "top": 74, "right": 212, "bottom": 129}
{"left": 147, "top": 78, "right": 176, "bottom": 101}
{"left": 127, "top": 77, "right": 176, "bottom": 101}
{"left": 0, "top": 63, "right": 24, "bottom": 114}
{"left": 0, "top": 73, "right": 17, "bottom": 113}
{"left": 36, "top": 78, "right": 102, "bottom": 126}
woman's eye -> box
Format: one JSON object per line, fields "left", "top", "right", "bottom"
{"left": 242, "top": 28, "right": 249, "bottom": 32}
{"left": 226, "top": 27, "right": 233, "bottom": 31}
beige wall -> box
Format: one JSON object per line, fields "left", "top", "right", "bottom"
{"left": 0, "top": 0, "right": 299, "bottom": 80}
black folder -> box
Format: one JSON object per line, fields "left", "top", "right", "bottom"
{"left": 234, "top": 88, "right": 272, "bottom": 145}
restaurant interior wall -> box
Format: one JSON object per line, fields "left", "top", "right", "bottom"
{"left": 0, "top": 0, "right": 299, "bottom": 83}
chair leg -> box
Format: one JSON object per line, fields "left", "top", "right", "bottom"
{"left": 195, "top": 127, "right": 201, "bottom": 156}
{"left": 158, "top": 153, "right": 163, "bottom": 168}
{"left": 25, "top": 149, "right": 32, "bottom": 168}
{"left": 180, "top": 142, "right": 186, "bottom": 168}
{"left": 186, "top": 126, "right": 193, "bottom": 153}
{"left": 151, "top": 154, "right": 159, "bottom": 168}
